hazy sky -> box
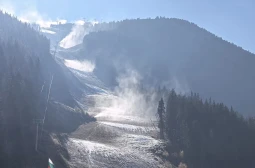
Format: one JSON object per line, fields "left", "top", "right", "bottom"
{"left": 1, "top": 0, "right": 254, "bottom": 53}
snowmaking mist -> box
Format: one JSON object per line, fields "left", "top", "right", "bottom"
{"left": 88, "top": 69, "right": 159, "bottom": 124}
{"left": 59, "top": 20, "right": 99, "bottom": 49}
{"left": 59, "top": 20, "right": 87, "bottom": 48}
{"left": 86, "top": 66, "right": 192, "bottom": 125}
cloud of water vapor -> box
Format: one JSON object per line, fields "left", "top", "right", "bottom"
{"left": 162, "top": 76, "right": 190, "bottom": 94}
{"left": 0, "top": 0, "right": 66, "bottom": 28}
{"left": 90, "top": 69, "right": 159, "bottom": 123}
{"left": 114, "top": 70, "right": 158, "bottom": 116}
{"left": 89, "top": 67, "right": 191, "bottom": 124}
{"left": 59, "top": 20, "right": 93, "bottom": 49}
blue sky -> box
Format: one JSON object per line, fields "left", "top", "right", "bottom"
{"left": 1, "top": 0, "right": 254, "bottom": 53}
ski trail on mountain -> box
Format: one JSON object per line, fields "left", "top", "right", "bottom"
{"left": 54, "top": 55, "right": 169, "bottom": 167}
{"left": 62, "top": 69, "right": 165, "bottom": 167}
{"left": 66, "top": 114, "right": 163, "bottom": 168}
{"left": 47, "top": 28, "right": 171, "bottom": 167}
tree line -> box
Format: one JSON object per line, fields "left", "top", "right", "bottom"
{"left": 0, "top": 11, "right": 94, "bottom": 167}
{"left": 157, "top": 89, "right": 255, "bottom": 168}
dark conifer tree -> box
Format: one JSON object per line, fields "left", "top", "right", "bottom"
{"left": 157, "top": 98, "right": 165, "bottom": 139}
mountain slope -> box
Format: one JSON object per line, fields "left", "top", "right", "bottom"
{"left": 0, "top": 11, "right": 94, "bottom": 168}
{"left": 79, "top": 18, "right": 255, "bottom": 115}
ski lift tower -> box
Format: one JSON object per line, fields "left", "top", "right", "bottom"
{"left": 33, "top": 119, "right": 44, "bottom": 152}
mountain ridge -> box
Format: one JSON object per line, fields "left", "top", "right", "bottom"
{"left": 76, "top": 18, "right": 255, "bottom": 116}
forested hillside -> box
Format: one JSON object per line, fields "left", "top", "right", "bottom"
{"left": 158, "top": 90, "right": 255, "bottom": 168}
{"left": 0, "top": 11, "right": 94, "bottom": 167}
{"left": 81, "top": 18, "right": 255, "bottom": 116}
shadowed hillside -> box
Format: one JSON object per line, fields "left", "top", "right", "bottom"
{"left": 0, "top": 11, "right": 94, "bottom": 168}
{"left": 80, "top": 18, "right": 255, "bottom": 115}
{"left": 159, "top": 89, "right": 255, "bottom": 168}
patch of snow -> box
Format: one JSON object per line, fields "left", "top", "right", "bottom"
{"left": 64, "top": 59, "right": 95, "bottom": 72}
{"left": 67, "top": 138, "right": 160, "bottom": 168}
{"left": 100, "top": 122, "right": 157, "bottom": 133}
{"left": 54, "top": 101, "right": 76, "bottom": 112}
{"left": 71, "top": 70, "right": 104, "bottom": 86}
{"left": 116, "top": 134, "right": 161, "bottom": 151}
{"left": 70, "top": 138, "right": 117, "bottom": 154}
{"left": 85, "top": 84, "right": 109, "bottom": 94}
{"left": 41, "top": 29, "right": 56, "bottom": 34}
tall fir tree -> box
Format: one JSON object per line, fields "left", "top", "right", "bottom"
{"left": 157, "top": 98, "right": 165, "bottom": 139}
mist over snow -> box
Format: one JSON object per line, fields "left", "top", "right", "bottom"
{"left": 59, "top": 20, "right": 98, "bottom": 49}
{"left": 90, "top": 69, "right": 159, "bottom": 123}
{"left": 113, "top": 70, "right": 157, "bottom": 117}
{"left": 89, "top": 66, "right": 191, "bottom": 123}
{"left": 0, "top": 0, "right": 101, "bottom": 49}
{"left": 0, "top": 0, "right": 67, "bottom": 28}
{"left": 18, "top": 11, "right": 67, "bottom": 28}
{"left": 64, "top": 59, "right": 95, "bottom": 72}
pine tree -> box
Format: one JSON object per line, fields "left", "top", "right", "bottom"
{"left": 157, "top": 98, "right": 165, "bottom": 139}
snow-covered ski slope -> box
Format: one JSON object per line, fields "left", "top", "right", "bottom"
{"left": 41, "top": 23, "right": 174, "bottom": 168}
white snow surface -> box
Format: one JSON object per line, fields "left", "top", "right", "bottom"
{"left": 41, "top": 29, "right": 56, "bottom": 34}
{"left": 66, "top": 101, "right": 163, "bottom": 168}
{"left": 67, "top": 132, "right": 162, "bottom": 168}
{"left": 64, "top": 59, "right": 95, "bottom": 72}
{"left": 100, "top": 121, "right": 158, "bottom": 133}
{"left": 42, "top": 24, "right": 170, "bottom": 168}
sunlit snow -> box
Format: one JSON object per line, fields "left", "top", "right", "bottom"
{"left": 41, "top": 29, "right": 56, "bottom": 34}
{"left": 64, "top": 59, "right": 95, "bottom": 72}
{"left": 100, "top": 122, "right": 158, "bottom": 133}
